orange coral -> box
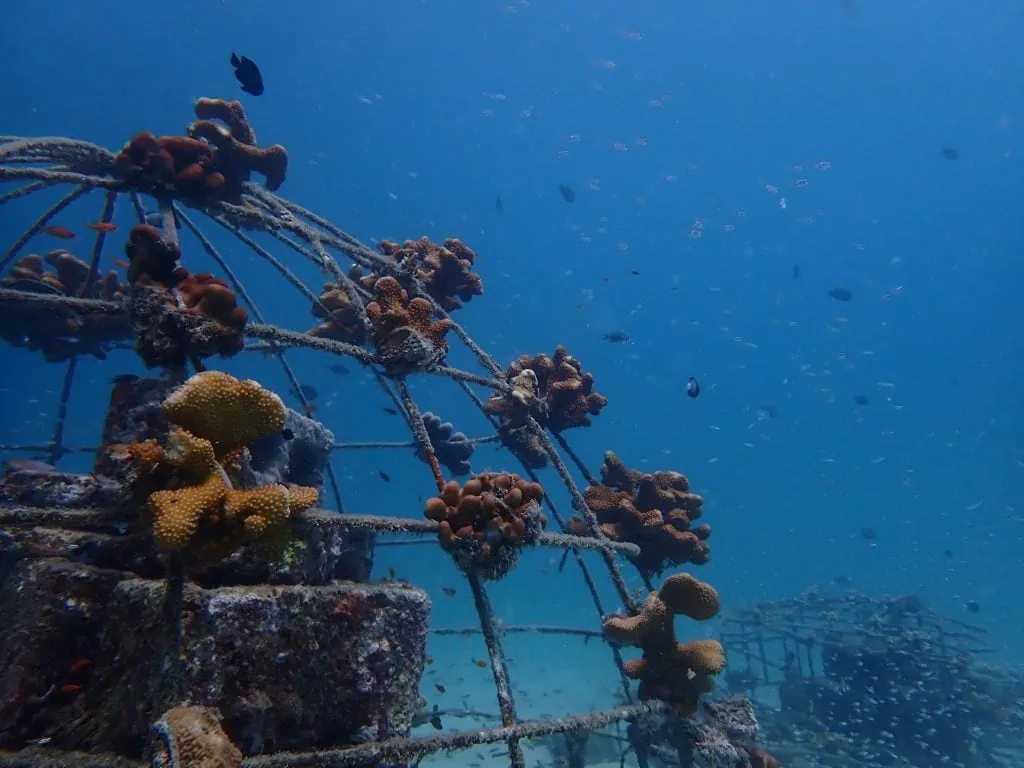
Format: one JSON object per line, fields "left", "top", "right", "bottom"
{"left": 377, "top": 237, "right": 484, "bottom": 310}
{"left": 575, "top": 451, "right": 709, "bottom": 578}
{"left": 485, "top": 346, "right": 608, "bottom": 434}
{"left": 307, "top": 281, "right": 367, "bottom": 344}
{"left": 424, "top": 472, "right": 545, "bottom": 579}
{"left": 366, "top": 276, "right": 452, "bottom": 375}
{"left": 0, "top": 249, "right": 131, "bottom": 362}
{"left": 603, "top": 573, "right": 725, "bottom": 716}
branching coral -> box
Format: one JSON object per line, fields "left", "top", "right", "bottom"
{"left": 111, "top": 372, "right": 317, "bottom": 558}
{"left": 115, "top": 98, "right": 286, "bottom": 203}
{"left": 571, "top": 451, "right": 709, "bottom": 578}
{"left": 485, "top": 346, "right": 608, "bottom": 436}
{"left": 0, "top": 250, "right": 130, "bottom": 361}
{"left": 419, "top": 412, "right": 473, "bottom": 476}
{"left": 366, "top": 276, "right": 452, "bottom": 376}
{"left": 424, "top": 473, "right": 545, "bottom": 579}
{"left": 307, "top": 280, "right": 367, "bottom": 344}
{"left": 603, "top": 573, "right": 725, "bottom": 716}
{"left": 123, "top": 224, "right": 247, "bottom": 367}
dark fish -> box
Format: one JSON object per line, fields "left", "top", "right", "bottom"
{"left": 686, "top": 377, "right": 700, "bottom": 399}
{"left": 828, "top": 287, "right": 852, "bottom": 301}
{"left": 793, "top": 265, "right": 801, "bottom": 279}
{"left": 941, "top": 146, "right": 959, "bottom": 160}
{"left": 296, "top": 384, "right": 319, "bottom": 401}
{"left": 558, "top": 183, "right": 576, "bottom": 203}
{"left": 759, "top": 405, "right": 779, "bottom": 419}
{"left": 495, "top": 195, "right": 503, "bottom": 213}
{"left": 853, "top": 395, "right": 870, "bottom": 406}
{"left": 230, "top": 52, "right": 265, "bottom": 96}
{"left": 387, "top": 565, "right": 397, "bottom": 579}
{"left": 860, "top": 526, "right": 878, "bottom": 541}
{"left": 472, "top": 659, "right": 487, "bottom": 668}
{"left": 429, "top": 704, "right": 443, "bottom": 730}
{"left": 435, "top": 683, "right": 446, "bottom": 693}
{"left": 602, "top": 330, "right": 630, "bottom": 343}
{"left": 965, "top": 600, "right": 980, "bottom": 613}
{"left": 629, "top": 269, "right": 641, "bottom": 276}
{"left": 441, "top": 587, "right": 456, "bottom": 597}
{"left": 833, "top": 574, "right": 852, "bottom": 584}
{"left": 281, "top": 428, "right": 295, "bottom": 441}
{"left": 378, "top": 470, "right": 391, "bottom": 482}
{"left": 328, "top": 363, "right": 350, "bottom": 375}
{"left": 944, "top": 549, "right": 954, "bottom": 558}
{"left": 383, "top": 407, "right": 398, "bottom": 416}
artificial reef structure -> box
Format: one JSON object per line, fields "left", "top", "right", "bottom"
{"left": 0, "top": 98, "right": 777, "bottom": 768}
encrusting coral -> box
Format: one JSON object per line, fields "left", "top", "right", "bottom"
{"left": 424, "top": 473, "right": 545, "bottom": 579}
{"left": 351, "top": 236, "right": 484, "bottom": 311}
{"left": 115, "top": 97, "right": 287, "bottom": 203}
{"left": 603, "top": 572, "right": 725, "bottom": 716}
{"left": 123, "top": 224, "right": 248, "bottom": 367}
{"left": 569, "top": 451, "right": 710, "bottom": 577}
{"left": 0, "top": 250, "right": 130, "bottom": 361}
{"left": 366, "top": 276, "right": 453, "bottom": 375}
{"left": 111, "top": 371, "right": 318, "bottom": 557}
{"left": 151, "top": 706, "right": 242, "bottom": 768}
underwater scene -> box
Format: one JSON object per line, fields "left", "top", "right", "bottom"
{"left": 1, "top": 1, "right": 1022, "bottom": 767}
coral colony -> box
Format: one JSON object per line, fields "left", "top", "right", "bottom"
{"left": 0, "top": 96, "right": 782, "bottom": 768}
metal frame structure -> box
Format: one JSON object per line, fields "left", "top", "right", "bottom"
{"left": 0, "top": 133, "right": 696, "bottom": 767}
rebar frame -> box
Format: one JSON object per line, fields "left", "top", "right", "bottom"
{"left": 0, "top": 135, "right": 691, "bottom": 766}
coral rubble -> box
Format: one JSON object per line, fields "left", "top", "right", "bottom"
{"left": 424, "top": 472, "right": 545, "bottom": 579}
{"left": 603, "top": 572, "right": 725, "bottom": 716}
{"left": 570, "top": 450, "right": 710, "bottom": 577}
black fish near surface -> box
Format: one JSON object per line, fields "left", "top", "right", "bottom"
{"left": 230, "top": 52, "right": 264, "bottom": 96}
{"left": 602, "top": 330, "right": 630, "bottom": 343}
{"left": 686, "top": 377, "right": 700, "bottom": 398}
{"left": 941, "top": 145, "right": 959, "bottom": 160}
{"left": 558, "top": 183, "right": 576, "bottom": 203}
{"left": 828, "top": 287, "right": 852, "bottom": 302}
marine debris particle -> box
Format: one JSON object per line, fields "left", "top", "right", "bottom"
{"left": 603, "top": 572, "right": 725, "bottom": 716}
{"left": 230, "top": 52, "right": 264, "bottom": 96}
{"left": 570, "top": 450, "right": 710, "bottom": 577}
{"left": 110, "top": 371, "right": 318, "bottom": 557}
{"left": 828, "top": 287, "right": 852, "bottom": 301}
{"left": 424, "top": 473, "right": 545, "bottom": 580}
{"left": 366, "top": 276, "right": 453, "bottom": 376}
{"left": 151, "top": 706, "right": 242, "bottom": 768}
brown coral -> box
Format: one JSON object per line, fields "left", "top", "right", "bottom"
{"left": 575, "top": 451, "right": 709, "bottom": 578}
{"left": 379, "top": 236, "right": 484, "bottom": 310}
{"left": 366, "top": 276, "right": 452, "bottom": 375}
{"left": 307, "top": 280, "right": 367, "bottom": 344}
{"left": 0, "top": 249, "right": 131, "bottom": 362}
{"left": 424, "top": 472, "right": 545, "bottom": 579}
{"left": 603, "top": 573, "right": 725, "bottom": 716}
{"left": 485, "top": 346, "right": 608, "bottom": 437}
{"left": 151, "top": 706, "right": 242, "bottom": 768}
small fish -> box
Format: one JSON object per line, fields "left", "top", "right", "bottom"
{"left": 329, "top": 362, "right": 350, "bottom": 375}
{"left": 860, "top": 526, "right": 878, "bottom": 541}
{"left": 43, "top": 226, "right": 75, "bottom": 239}
{"left": 495, "top": 195, "right": 503, "bottom": 213}
{"left": 629, "top": 269, "right": 640, "bottom": 276}
{"left": 383, "top": 407, "right": 398, "bottom": 416}
{"left": 944, "top": 549, "right": 954, "bottom": 558}
{"left": 828, "top": 287, "right": 853, "bottom": 302}
{"left": 686, "top": 377, "right": 700, "bottom": 399}
{"left": 281, "top": 428, "right": 295, "bottom": 441}
{"left": 602, "top": 330, "right": 630, "bottom": 343}
{"left": 388, "top": 565, "right": 397, "bottom": 579}
{"left": 853, "top": 395, "right": 870, "bottom": 406}
{"left": 87, "top": 222, "right": 117, "bottom": 233}
{"left": 941, "top": 146, "right": 959, "bottom": 160}
{"left": 793, "top": 265, "right": 801, "bottom": 279}
{"left": 230, "top": 52, "right": 264, "bottom": 96}
{"left": 472, "top": 659, "right": 487, "bottom": 668}
{"left": 429, "top": 713, "right": 443, "bottom": 730}
{"left": 58, "top": 684, "right": 83, "bottom": 694}
{"left": 558, "top": 183, "right": 576, "bottom": 203}
{"left": 425, "top": 655, "right": 434, "bottom": 665}
{"left": 833, "top": 574, "right": 852, "bottom": 584}
{"left": 378, "top": 470, "right": 391, "bottom": 482}
{"left": 68, "top": 658, "right": 90, "bottom": 674}
{"left": 292, "top": 384, "right": 319, "bottom": 401}
{"left": 435, "top": 683, "right": 446, "bottom": 693}
{"left": 441, "top": 586, "right": 456, "bottom": 597}
{"left": 965, "top": 600, "right": 980, "bottom": 613}
{"left": 113, "top": 259, "right": 131, "bottom": 270}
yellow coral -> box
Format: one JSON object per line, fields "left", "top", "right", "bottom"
{"left": 162, "top": 370, "right": 285, "bottom": 452}
{"left": 150, "top": 472, "right": 228, "bottom": 550}
{"left": 223, "top": 483, "right": 318, "bottom": 536}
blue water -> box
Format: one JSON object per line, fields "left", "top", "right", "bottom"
{"left": 2, "top": 0, "right": 1024, "bottom": 751}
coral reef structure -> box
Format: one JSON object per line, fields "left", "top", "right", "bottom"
{"left": 115, "top": 98, "right": 287, "bottom": 202}
{"left": 0, "top": 250, "right": 130, "bottom": 361}
{"left": 424, "top": 473, "right": 545, "bottom": 579}
{"left": 123, "top": 224, "right": 248, "bottom": 367}
{"left": 366, "top": 276, "right": 452, "bottom": 376}
{"left": 571, "top": 451, "right": 710, "bottom": 577}
{"left": 603, "top": 572, "right": 725, "bottom": 716}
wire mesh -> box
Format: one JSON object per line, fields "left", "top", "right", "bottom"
{"left": 0, "top": 121, "right": 716, "bottom": 767}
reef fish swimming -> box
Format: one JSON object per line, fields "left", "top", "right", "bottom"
{"left": 558, "top": 183, "right": 576, "bottom": 203}
{"left": 828, "top": 287, "right": 852, "bottom": 302}
{"left": 230, "top": 53, "right": 264, "bottom": 96}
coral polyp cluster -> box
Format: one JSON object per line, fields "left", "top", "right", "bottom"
{"left": 123, "top": 224, "right": 248, "bottom": 367}
{"left": 570, "top": 451, "right": 710, "bottom": 577}
{"left": 0, "top": 249, "right": 130, "bottom": 361}
{"left": 366, "top": 276, "right": 453, "bottom": 375}
{"left": 115, "top": 97, "right": 287, "bottom": 202}
{"left": 603, "top": 572, "right": 725, "bottom": 716}
{"left": 424, "top": 472, "right": 545, "bottom": 579}
{"left": 113, "top": 371, "right": 318, "bottom": 558}
{"left": 308, "top": 281, "right": 367, "bottom": 344}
